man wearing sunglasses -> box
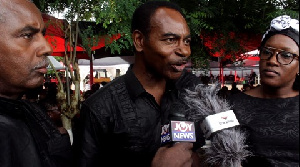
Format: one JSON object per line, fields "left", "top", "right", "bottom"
{"left": 229, "top": 15, "right": 299, "bottom": 166}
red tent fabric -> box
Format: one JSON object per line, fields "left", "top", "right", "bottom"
{"left": 200, "top": 31, "right": 261, "bottom": 61}
{"left": 42, "top": 14, "right": 121, "bottom": 59}
{"left": 200, "top": 31, "right": 262, "bottom": 85}
{"left": 42, "top": 14, "right": 65, "bottom": 38}
{"left": 45, "top": 35, "right": 121, "bottom": 59}
{"left": 247, "top": 56, "right": 260, "bottom": 61}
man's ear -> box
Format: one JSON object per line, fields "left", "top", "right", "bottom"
{"left": 132, "top": 30, "right": 144, "bottom": 52}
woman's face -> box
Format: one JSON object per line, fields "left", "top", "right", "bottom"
{"left": 259, "top": 34, "right": 299, "bottom": 89}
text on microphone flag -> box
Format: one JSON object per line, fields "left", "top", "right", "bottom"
{"left": 200, "top": 110, "right": 240, "bottom": 138}
{"left": 170, "top": 121, "right": 196, "bottom": 142}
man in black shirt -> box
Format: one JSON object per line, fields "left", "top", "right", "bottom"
{"left": 74, "top": 1, "right": 202, "bottom": 166}
{"left": 0, "top": 0, "right": 72, "bottom": 166}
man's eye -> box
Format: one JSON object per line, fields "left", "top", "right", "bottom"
{"left": 184, "top": 39, "right": 191, "bottom": 45}
{"left": 21, "top": 33, "right": 33, "bottom": 39}
{"left": 166, "top": 38, "right": 176, "bottom": 43}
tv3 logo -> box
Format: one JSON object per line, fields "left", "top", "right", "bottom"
{"left": 174, "top": 122, "right": 193, "bottom": 132}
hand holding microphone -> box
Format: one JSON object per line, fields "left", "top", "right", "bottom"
{"left": 154, "top": 100, "right": 202, "bottom": 167}
{"left": 161, "top": 104, "right": 205, "bottom": 148}
{"left": 161, "top": 120, "right": 197, "bottom": 145}
{"left": 152, "top": 142, "right": 193, "bottom": 167}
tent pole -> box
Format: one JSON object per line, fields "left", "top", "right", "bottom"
{"left": 90, "top": 54, "right": 94, "bottom": 89}
{"left": 221, "top": 66, "right": 224, "bottom": 87}
{"left": 235, "top": 70, "right": 237, "bottom": 82}
{"left": 219, "top": 61, "right": 224, "bottom": 87}
{"left": 219, "top": 62, "right": 221, "bottom": 83}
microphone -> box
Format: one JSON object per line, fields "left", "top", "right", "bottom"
{"left": 161, "top": 120, "right": 196, "bottom": 145}
{"left": 170, "top": 120, "right": 196, "bottom": 143}
{"left": 184, "top": 83, "right": 251, "bottom": 167}
{"left": 160, "top": 102, "right": 204, "bottom": 149}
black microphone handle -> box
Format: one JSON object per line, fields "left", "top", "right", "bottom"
{"left": 168, "top": 105, "right": 205, "bottom": 149}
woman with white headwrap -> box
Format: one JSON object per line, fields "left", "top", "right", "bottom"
{"left": 229, "top": 15, "right": 299, "bottom": 167}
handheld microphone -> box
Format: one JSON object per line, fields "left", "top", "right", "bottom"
{"left": 161, "top": 102, "right": 204, "bottom": 149}
{"left": 170, "top": 120, "right": 196, "bottom": 142}
{"left": 161, "top": 118, "right": 196, "bottom": 144}
{"left": 184, "top": 83, "right": 251, "bottom": 167}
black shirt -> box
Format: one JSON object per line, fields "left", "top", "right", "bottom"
{"left": 0, "top": 97, "right": 72, "bottom": 167}
{"left": 74, "top": 67, "right": 202, "bottom": 167}
{"left": 229, "top": 93, "right": 299, "bottom": 167}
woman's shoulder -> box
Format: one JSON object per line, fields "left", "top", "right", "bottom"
{"left": 228, "top": 91, "right": 249, "bottom": 103}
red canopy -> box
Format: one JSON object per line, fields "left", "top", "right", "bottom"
{"left": 247, "top": 56, "right": 260, "bottom": 61}
{"left": 200, "top": 31, "right": 262, "bottom": 85}
{"left": 45, "top": 34, "right": 121, "bottom": 59}
{"left": 200, "top": 31, "right": 261, "bottom": 60}
{"left": 43, "top": 14, "right": 121, "bottom": 59}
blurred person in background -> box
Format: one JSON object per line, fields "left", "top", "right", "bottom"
{"left": 217, "top": 85, "right": 230, "bottom": 99}
{"left": 242, "top": 83, "right": 251, "bottom": 92}
{"left": 229, "top": 82, "right": 241, "bottom": 96}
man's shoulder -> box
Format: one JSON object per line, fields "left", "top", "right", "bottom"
{"left": 227, "top": 92, "right": 249, "bottom": 107}
{"left": 0, "top": 111, "right": 24, "bottom": 131}
{"left": 0, "top": 114, "right": 19, "bottom": 131}
{"left": 0, "top": 113, "right": 33, "bottom": 143}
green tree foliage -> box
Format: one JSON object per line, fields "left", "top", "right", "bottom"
{"left": 92, "top": 0, "right": 142, "bottom": 54}
{"left": 173, "top": 0, "right": 299, "bottom": 69}
{"left": 34, "top": 0, "right": 298, "bottom": 135}
{"left": 34, "top": 0, "right": 142, "bottom": 55}
{"left": 34, "top": 0, "right": 299, "bottom": 69}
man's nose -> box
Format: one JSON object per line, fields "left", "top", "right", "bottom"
{"left": 176, "top": 41, "right": 191, "bottom": 57}
{"left": 38, "top": 35, "right": 53, "bottom": 57}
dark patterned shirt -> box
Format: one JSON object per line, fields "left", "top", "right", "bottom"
{"left": 0, "top": 97, "right": 72, "bottom": 167}
{"left": 73, "top": 67, "right": 202, "bottom": 167}
{"left": 229, "top": 93, "right": 299, "bottom": 167}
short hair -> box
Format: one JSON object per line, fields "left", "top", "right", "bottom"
{"left": 131, "top": 1, "right": 185, "bottom": 38}
{"left": 0, "top": 0, "right": 33, "bottom": 23}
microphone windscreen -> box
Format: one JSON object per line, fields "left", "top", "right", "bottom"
{"left": 184, "top": 83, "right": 251, "bottom": 167}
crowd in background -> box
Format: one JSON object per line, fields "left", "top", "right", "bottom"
{"left": 1, "top": 0, "right": 298, "bottom": 166}
{"left": 198, "top": 71, "right": 257, "bottom": 85}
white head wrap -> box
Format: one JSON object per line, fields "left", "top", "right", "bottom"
{"left": 262, "top": 15, "right": 299, "bottom": 46}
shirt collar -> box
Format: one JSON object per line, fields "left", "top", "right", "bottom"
{"left": 0, "top": 97, "right": 26, "bottom": 118}
{"left": 124, "top": 65, "right": 147, "bottom": 99}
{"left": 124, "top": 66, "right": 190, "bottom": 100}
